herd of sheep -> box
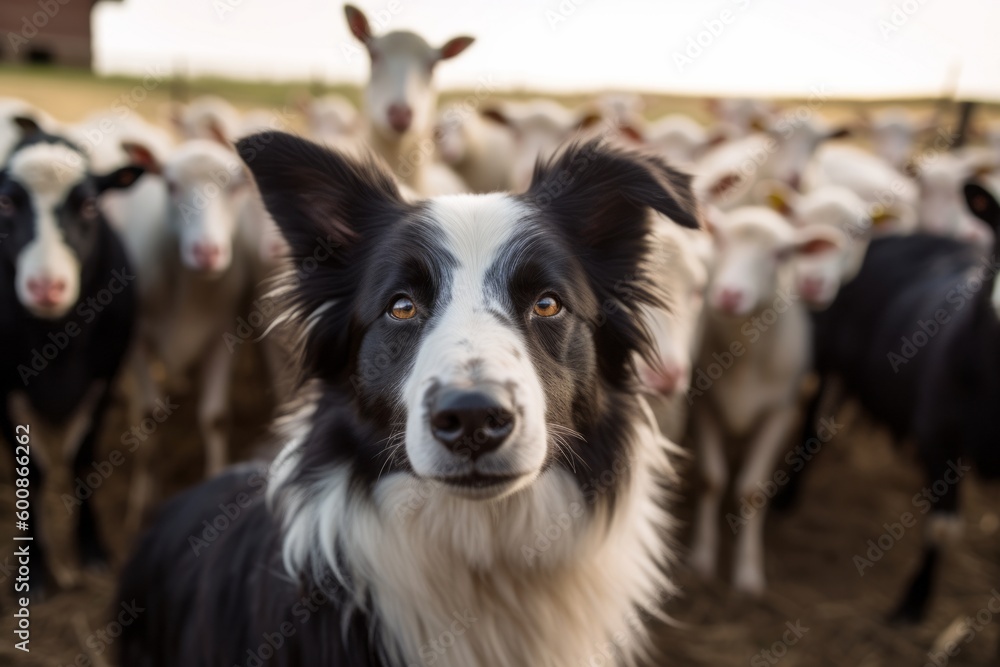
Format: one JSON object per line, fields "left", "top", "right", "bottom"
{"left": 3, "top": 2, "right": 1000, "bottom": 652}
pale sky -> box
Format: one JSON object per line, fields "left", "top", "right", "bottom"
{"left": 93, "top": 0, "right": 1000, "bottom": 100}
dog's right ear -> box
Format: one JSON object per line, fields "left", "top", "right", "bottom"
{"left": 237, "top": 131, "right": 409, "bottom": 383}
{"left": 236, "top": 131, "right": 405, "bottom": 263}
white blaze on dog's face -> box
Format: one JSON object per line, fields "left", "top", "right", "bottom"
{"left": 345, "top": 4, "right": 473, "bottom": 144}
{"left": 2, "top": 128, "right": 144, "bottom": 319}
{"left": 240, "top": 133, "right": 702, "bottom": 502}
{"left": 400, "top": 198, "right": 549, "bottom": 498}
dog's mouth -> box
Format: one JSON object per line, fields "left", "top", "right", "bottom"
{"left": 432, "top": 472, "right": 526, "bottom": 500}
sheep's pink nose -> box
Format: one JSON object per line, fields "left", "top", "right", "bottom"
{"left": 642, "top": 361, "right": 687, "bottom": 396}
{"left": 799, "top": 276, "right": 824, "bottom": 300}
{"left": 387, "top": 104, "right": 413, "bottom": 133}
{"left": 192, "top": 242, "right": 221, "bottom": 269}
{"left": 717, "top": 288, "right": 744, "bottom": 314}
{"left": 27, "top": 276, "right": 67, "bottom": 306}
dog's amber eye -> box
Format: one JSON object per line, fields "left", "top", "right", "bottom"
{"left": 533, "top": 295, "right": 561, "bottom": 318}
{"left": 389, "top": 296, "right": 417, "bottom": 320}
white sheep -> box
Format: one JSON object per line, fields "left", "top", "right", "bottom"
{"left": 645, "top": 113, "right": 709, "bottom": 168}
{"left": 688, "top": 205, "right": 833, "bottom": 594}
{"left": 344, "top": 4, "right": 472, "bottom": 196}
{"left": 434, "top": 104, "right": 518, "bottom": 193}
{"left": 637, "top": 219, "right": 713, "bottom": 443}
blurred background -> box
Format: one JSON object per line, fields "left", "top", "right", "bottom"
{"left": 1, "top": 1, "right": 1000, "bottom": 666}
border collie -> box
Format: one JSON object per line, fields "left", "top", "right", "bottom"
{"left": 119, "top": 134, "right": 701, "bottom": 667}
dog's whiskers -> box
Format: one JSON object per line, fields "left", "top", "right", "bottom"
{"left": 548, "top": 424, "right": 590, "bottom": 473}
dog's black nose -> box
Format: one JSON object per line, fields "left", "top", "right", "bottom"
{"left": 430, "top": 388, "right": 515, "bottom": 458}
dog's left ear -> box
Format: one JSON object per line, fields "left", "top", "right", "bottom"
{"left": 524, "top": 140, "right": 702, "bottom": 385}
{"left": 527, "top": 140, "right": 700, "bottom": 234}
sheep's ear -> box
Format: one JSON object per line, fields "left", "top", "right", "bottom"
{"left": 344, "top": 4, "right": 373, "bottom": 44}
{"left": 701, "top": 170, "right": 745, "bottom": 204}
{"left": 575, "top": 111, "right": 603, "bottom": 131}
{"left": 204, "top": 116, "right": 232, "bottom": 148}
{"left": 480, "top": 108, "right": 521, "bottom": 139}
{"left": 792, "top": 225, "right": 845, "bottom": 257}
{"left": 618, "top": 123, "right": 644, "bottom": 143}
{"left": 121, "top": 141, "right": 163, "bottom": 175}
{"left": 95, "top": 166, "right": 146, "bottom": 193}
{"left": 870, "top": 203, "right": 904, "bottom": 230}
{"left": 756, "top": 180, "right": 797, "bottom": 218}
{"left": 481, "top": 107, "right": 511, "bottom": 127}
{"left": 964, "top": 181, "right": 1000, "bottom": 235}
{"left": 438, "top": 36, "right": 474, "bottom": 60}
{"left": 13, "top": 116, "right": 41, "bottom": 139}
{"left": 826, "top": 126, "right": 851, "bottom": 140}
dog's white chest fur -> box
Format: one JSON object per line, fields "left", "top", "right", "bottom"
{"left": 273, "top": 400, "right": 675, "bottom": 667}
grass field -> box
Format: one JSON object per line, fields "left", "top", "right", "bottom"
{"left": 3, "top": 63, "right": 999, "bottom": 129}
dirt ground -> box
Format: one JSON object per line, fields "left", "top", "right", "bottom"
{"left": 1, "top": 66, "right": 999, "bottom": 667}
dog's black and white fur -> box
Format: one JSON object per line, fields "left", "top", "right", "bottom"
{"left": 119, "top": 134, "right": 701, "bottom": 667}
